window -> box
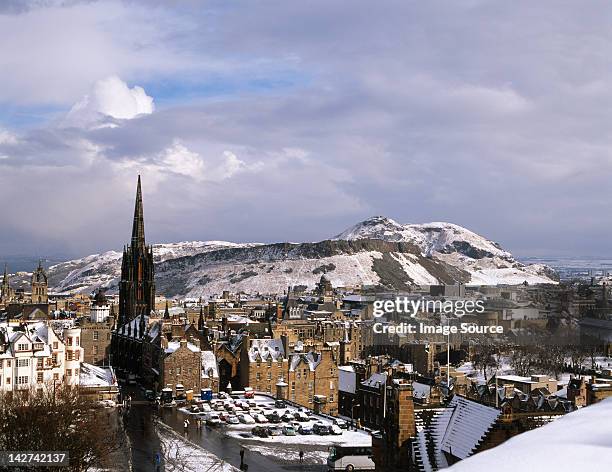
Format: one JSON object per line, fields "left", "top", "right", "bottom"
{"left": 74, "top": 369, "right": 79, "bottom": 376}
{"left": 93, "top": 331, "right": 99, "bottom": 341}
{"left": 53, "top": 342, "right": 58, "bottom": 350}
{"left": 17, "top": 343, "right": 28, "bottom": 351}
{"left": 66, "top": 351, "right": 73, "bottom": 361}
{"left": 17, "top": 376, "right": 29, "bottom": 385}
{"left": 6, "top": 360, "right": 10, "bottom": 368}
{"left": 66, "top": 369, "right": 72, "bottom": 377}
{"left": 107, "top": 332, "right": 111, "bottom": 340}
{"left": 37, "top": 358, "right": 43, "bottom": 369}
{"left": 53, "top": 373, "right": 59, "bottom": 380}
{"left": 37, "top": 372, "right": 43, "bottom": 383}
{"left": 76, "top": 337, "right": 80, "bottom": 346}
{"left": 67, "top": 337, "right": 72, "bottom": 346}
{"left": 17, "top": 359, "right": 29, "bottom": 367}
{"left": 6, "top": 377, "right": 10, "bottom": 384}
{"left": 267, "top": 372, "right": 272, "bottom": 380}
{"left": 93, "top": 346, "right": 98, "bottom": 355}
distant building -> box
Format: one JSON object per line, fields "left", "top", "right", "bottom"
{"left": 31, "top": 261, "right": 48, "bottom": 304}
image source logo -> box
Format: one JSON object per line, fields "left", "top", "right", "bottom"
{"left": 373, "top": 297, "right": 485, "bottom": 318}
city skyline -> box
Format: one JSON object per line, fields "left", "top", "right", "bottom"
{"left": 1, "top": 1, "right": 612, "bottom": 258}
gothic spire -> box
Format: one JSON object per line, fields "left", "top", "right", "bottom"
{"left": 131, "top": 175, "right": 146, "bottom": 246}
{"left": 164, "top": 300, "right": 170, "bottom": 319}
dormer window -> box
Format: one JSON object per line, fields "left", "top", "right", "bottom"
{"left": 17, "top": 343, "right": 28, "bottom": 351}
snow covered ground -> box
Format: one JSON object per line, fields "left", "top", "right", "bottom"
{"left": 157, "top": 421, "right": 238, "bottom": 472}
{"left": 447, "top": 398, "right": 612, "bottom": 470}
{"left": 180, "top": 394, "right": 371, "bottom": 449}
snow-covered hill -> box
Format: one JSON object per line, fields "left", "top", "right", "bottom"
{"left": 335, "top": 216, "right": 555, "bottom": 287}
{"left": 38, "top": 216, "right": 557, "bottom": 297}
{"left": 335, "top": 216, "right": 511, "bottom": 259}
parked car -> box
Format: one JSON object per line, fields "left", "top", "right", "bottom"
{"left": 313, "top": 422, "right": 330, "bottom": 435}
{"left": 264, "top": 411, "right": 281, "bottom": 423}
{"left": 244, "top": 387, "right": 255, "bottom": 399}
{"left": 217, "top": 392, "right": 228, "bottom": 399}
{"left": 247, "top": 400, "right": 257, "bottom": 408}
{"left": 281, "top": 412, "right": 294, "bottom": 422}
{"left": 329, "top": 425, "right": 343, "bottom": 435}
{"left": 254, "top": 413, "right": 268, "bottom": 424}
{"left": 333, "top": 419, "right": 348, "bottom": 429}
{"left": 274, "top": 399, "right": 286, "bottom": 408}
{"left": 294, "top": 411, "right": 310, "bottom": 422}
{"left": 298, "top": 425, "right": 313, "bottom": 435}
{"left": 266, "top": 425, "right": 283, "bottom": 436}
{"left": 282, "top": 425, "right": 297, "bottom": 436}
{"left": 238, "top": 414, "right": 256, "bottom": 424}
{"left": 218, "top": 412, "right": 230, "bottom": 422}
{"left": 251, "top": 426, "right": 269, "bottom": 438}
{"left": 226, "top": 415, "right": 240, "bottom": 425}
{"left": 145, "top": 390, "right": 155, "bottom": 401}
{"left": 200, "top": 403, "right": 212, "bottom": 413}
{"left": 206, "top": 413, "right": 223, "bottom": 426}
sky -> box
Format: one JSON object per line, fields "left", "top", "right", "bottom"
{"left": 0, "top": 0, "right": 611, "bottom": 259}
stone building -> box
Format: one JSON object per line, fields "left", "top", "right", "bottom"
{"left": 286, "top": 348, "right": 339, "bottom": 415}
{"left": 372, "top": 379, "right": 416, "bottom": 470}
{"left": 31, "top": 261, "right": 48, "bottom": 304}
{"left": 241, "top": 338, "right": 287, "bottom": 394}
{"left": 160, "top": 338, "right": 202, "bottom": 395}
{"left": 79, "top": 317, "right": 114, "bottom": 366}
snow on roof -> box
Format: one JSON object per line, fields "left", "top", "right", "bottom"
{"left": 201, "top": 350, "right": 218, "bottom": 379}
{"left": 440, "top": 396, "right": 500, "bottom": 460}
{"left": 413, "top": 381, "right": 432, "bottom": 399}
{"left": 249, "top": 338, "right": 285, "bottom": 362}
{"left": 447, "top": 398, "right": 612, "bottom": 471}
{"left": 289, "top": 352, "right": 321, "bottom": 371}
{"left": 165, "top": 341, "right": 200, "bottom": 354}
{"left": 361, "top": 372, "right": 387, "bottom": 388}
{"left": 79, "top": 363, "right": 117, "bottom": 388}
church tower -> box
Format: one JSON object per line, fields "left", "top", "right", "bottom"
{"left": 31, "top": 261, "right": 48, "bottom": 304}
{"left": 118, "top": 176, "right": 156, "bottom": 324}
{"left": 1, "top": 264, "right": 14, "bottom": 303}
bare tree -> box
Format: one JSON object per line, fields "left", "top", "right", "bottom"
{"left": 0, "top": 383, "right": 122, "bottom": 471}
{"left": 509, "top": 347, "right": 534, "bottom": 376}
{"left": 472, "top": 343, "right": 500, "bottom": 382}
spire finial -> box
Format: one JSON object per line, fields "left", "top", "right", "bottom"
{"left": 131, "top": 175, "right": 146, "bottom": 246}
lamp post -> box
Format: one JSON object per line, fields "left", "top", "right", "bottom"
{"left": 351, "top": 403, "right": 360, "bottom": 430}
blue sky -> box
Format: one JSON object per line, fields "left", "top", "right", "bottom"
{"left": 1, "top": 0, "right": 612, "bottom": 259}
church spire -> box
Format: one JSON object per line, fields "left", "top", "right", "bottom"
{"left": 131, "top": 175, "right": 146, "bottom": 246}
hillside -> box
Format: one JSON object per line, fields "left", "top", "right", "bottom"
{"left": 18, "top": 216, "right": 556, "bottom": 298}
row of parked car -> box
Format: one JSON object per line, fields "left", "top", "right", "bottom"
{"left": 251, "top": 421, "right": 343, "bottom": 438}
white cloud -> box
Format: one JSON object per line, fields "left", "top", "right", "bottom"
{"left": 0, "top": 129, "right": 18, "bottom": 145}
{"left": 64, "top": 76, "right": 154, "bottom": 128}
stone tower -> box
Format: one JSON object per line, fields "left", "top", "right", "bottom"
{"left": 1, "top": 264, "right": 14, "bottom": 303}
{"left": 31, "top": 261, "right": 48, "bottom": 304}
{"left": 118, "top": 176, "right": 155, "bottom": 324}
